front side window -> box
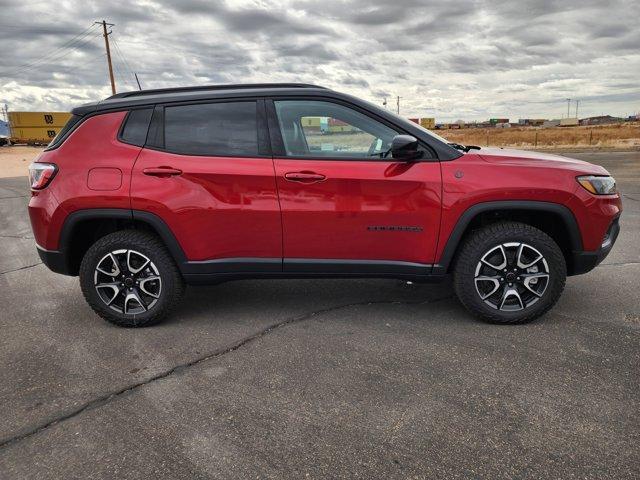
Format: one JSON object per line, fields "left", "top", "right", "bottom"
{"left": 274, "top": 100, "right": 399, "bottom": 158}
{"left": 164, "top": 101, "right": 258, "bottom": 156}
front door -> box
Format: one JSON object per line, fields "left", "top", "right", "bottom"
{"left": 269, "top": 99, "right": 442, "bottom": 274}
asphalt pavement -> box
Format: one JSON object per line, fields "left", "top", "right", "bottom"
{"left": 0, "top": 151, "right": 638, "bottom": 479}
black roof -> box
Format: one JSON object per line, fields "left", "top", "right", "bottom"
{"left": 73, "top": 83, "right": 330, "bottom": 115}
{"left": 107, "top": 83, "right": 327, "bottom": 100}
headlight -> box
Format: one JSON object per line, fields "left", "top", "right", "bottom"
{"left": 576, "top": 175, "right": 617, "bottom": 195}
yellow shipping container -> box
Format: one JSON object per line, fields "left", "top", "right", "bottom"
{"left": 419, "top": 118, "right": 435, "bottom": 129}
{"left": 8, "top": 111, "right": 71, "bottom": 128}
{"left": 301, "top": 117, "right": 322, "bottom": 127}
{"left": 9, "top": 126, "right": 63, "bottom": 144}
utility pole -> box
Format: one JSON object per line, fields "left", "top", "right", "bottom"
{"left": 96, "top": 20, "right": 116, "bottom": 95}
{"left": 566, "top": 98, "right": 571, "bottom": 118}
{"left": 134, "top": 73, "right": 142, "bottom": 91}
{"left": 575, "top": 99, "right": 580, "bottom": 119}
{"left": 396, "top": 96, "right": 401, "bottom": 115}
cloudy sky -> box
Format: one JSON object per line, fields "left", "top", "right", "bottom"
{"left": 0, "top": 0, "right": 638, "bottom": 121}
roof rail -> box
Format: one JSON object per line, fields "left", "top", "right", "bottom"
{"left": 107, "top": 83, "right": 327, "bottom": 100}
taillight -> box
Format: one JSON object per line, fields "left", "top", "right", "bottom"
{"left": 28, "top": 163, "right": 57, "bottom": 190}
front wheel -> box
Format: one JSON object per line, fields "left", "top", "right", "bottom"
{"left": 79, "top": 230, "right": 185, "bottom": 327}
{"left": 453, "top": 222, "right": 566, "bottom": 324}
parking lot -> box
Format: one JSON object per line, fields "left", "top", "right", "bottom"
{"left": 0, "top": 151, "right": 638, "bottom": 479}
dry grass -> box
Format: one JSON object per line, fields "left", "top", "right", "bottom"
{"left": 436, "top": 123, "right": 640, "bottom": 149}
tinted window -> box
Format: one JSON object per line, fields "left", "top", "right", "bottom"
{"left": 274, "top": 100, "right": 399, "bottom": 158}
{"left": 120, "top": 108, "right": 153, "bottom": 146}
{"left": 164, "top": 102, "right": 258, "bottom": 156}
{"left": 46, "top": 114, "right": 82, "bottom": 150}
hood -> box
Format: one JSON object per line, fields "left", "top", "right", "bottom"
{"left": 474, "top": 147, "right": 610, "bottom": 175}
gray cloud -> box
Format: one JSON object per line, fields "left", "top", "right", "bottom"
{"left": 0, "top": 0, "right": 638, "bottom": 121}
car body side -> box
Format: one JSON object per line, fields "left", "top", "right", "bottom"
{"left": 28, "top": 89, "right": 622, "bottom": 283}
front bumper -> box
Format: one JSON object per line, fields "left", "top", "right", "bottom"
{"left": 569, "top": 216, "right": 620, "bottom": 276}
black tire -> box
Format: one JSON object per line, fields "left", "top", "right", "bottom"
{"left": 79, "top": 230, "right": 185, "bottom": 327}
{"left": 453, "top": 222, "right": 566, "bottom": 324}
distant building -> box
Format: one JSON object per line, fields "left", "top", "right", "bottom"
{"left": 579, "top": 115, "right": 624, "bottom": 125}
{"left": 489, "top": 118, "right": 509, "bottom": 124}
{"left": 543, "top": 119, "right": 561, "bottom": 128}
{"left": 518, "top": 118, "right": 545, "bottom": 126}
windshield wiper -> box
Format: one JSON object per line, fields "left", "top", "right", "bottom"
{"left": 448, "top": 143, "right": 481, "bottom": 152}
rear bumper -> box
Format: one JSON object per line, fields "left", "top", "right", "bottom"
{"left": 36, "top": 245, "right": 73, "bottom": 276}
{"left": 569, "top": 216, "right": 620, "bottom": 276}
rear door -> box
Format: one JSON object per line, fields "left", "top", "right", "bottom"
{"left": 130, "top": 99, "right": 282, "bottom": 272}
{"left": 268, "top": 98, "right": 442, "bottom": 274}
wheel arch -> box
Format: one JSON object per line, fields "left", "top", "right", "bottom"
{"left": 58, "top": 209, "right": 187, "bottom": 276}
{"left": 434, "top": 201, "right": 583, "bottom": 275}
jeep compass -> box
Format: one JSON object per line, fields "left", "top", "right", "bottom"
{"left": 28, "top": 84, "right": 621, "bottom": 327}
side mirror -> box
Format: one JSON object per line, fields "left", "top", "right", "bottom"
{"left": 391, "top": 135, "right": 422, "bottom": 161}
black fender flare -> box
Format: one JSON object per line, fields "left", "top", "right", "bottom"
{"left": 58, "top": 208, "right": 187, "bottom": 270}
{"left": 433, "top": 200, "right": 583, "bottom": 274}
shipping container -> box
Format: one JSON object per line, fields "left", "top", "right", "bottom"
{"left": 8, "top": 111, "right": 72, "bottom": 144}
{"left": 301, "top": 117, "right": 322, "bottom": 127}
{"left": 328, "top": 118, "right": 348, "bottom": 127}
{"left": 559, "top": 118, "right": 579, "bottom": 127}
{"left": 419, "top": 117, "right": 435, "bottom": 129}
{"left": 8, "top": 111, "right": 71, "bottom": 128}
{"left": 8, "top": 126, "right": 63, "bottom": 144}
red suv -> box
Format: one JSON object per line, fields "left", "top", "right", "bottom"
{"left": 28, "top": 84, "right": 621, "bottom": 327}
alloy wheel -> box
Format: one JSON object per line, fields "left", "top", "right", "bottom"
{"left": 94, "top": 249, "right": 162, "bottom": 314}
{"left": 474, "top": 242, "right": 550, "bottom": 311}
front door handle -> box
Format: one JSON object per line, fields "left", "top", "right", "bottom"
{"left": 143, "top": 167, "right": 183, "bottom": 177}
{"left": 284, "top": 171, "right": 326, "bottom": 184}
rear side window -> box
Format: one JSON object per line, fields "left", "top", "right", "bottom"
{"left": 164, "top": 101, "right": 258, "bottom": 156}
{"left": 45, "top": 114, "right": 82, "bottom": 150}
{"left": 120, "top": 108, "right": 153, "bottom": 146}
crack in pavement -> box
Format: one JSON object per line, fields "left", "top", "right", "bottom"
{"left": 0, "top": 195, "right": 29, "bottom": 200}
{"left": 598, "top": 261, "right": 640, "bottom": 267}
{"left": 0, "top": 234, "right": 34, "bottom": 240}
{"left": 0, "top": 294, "right": 454, "bottom": 450}
{"left": 0, "top": 262, "right": 42, "bottom": 275}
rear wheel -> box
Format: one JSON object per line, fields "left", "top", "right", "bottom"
{"left": 453, "top": 222, "right": 566, "bottom": 324}
{"left": 79, "top": 230, "right": 185, "bottom": 327}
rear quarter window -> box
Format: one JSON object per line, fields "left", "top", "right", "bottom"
{"left": 119, "top": 108, "right": 153, "bottom": 146}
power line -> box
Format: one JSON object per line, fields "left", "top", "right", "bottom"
{"left": 1, "top": 24, "right": 97, "bottom": 77}
{"left": 110, "top": 35, "right": 137, "bottom": 89}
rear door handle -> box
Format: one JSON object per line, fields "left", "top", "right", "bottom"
{"left": 284, "top": 171, "right": 326, "bottom": 183}
{"left": 143, "top": 167, "right": 183, "bottom": 177}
